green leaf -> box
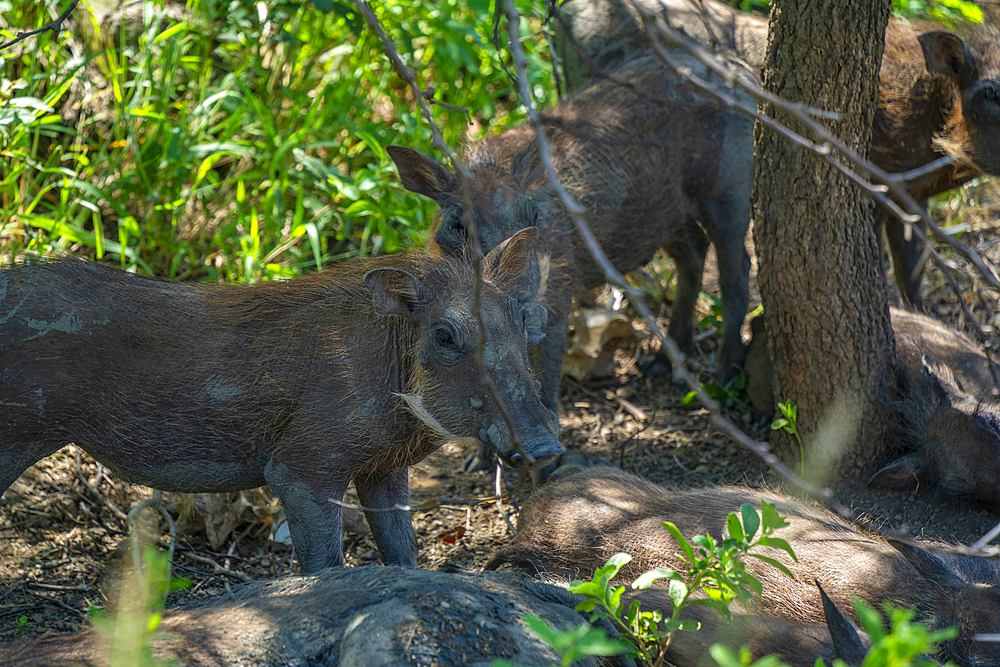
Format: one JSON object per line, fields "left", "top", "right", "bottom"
{"left": 624, "top": 598, "right": 643, "bottom": 624}
{"left": 570, "top": 582, "right": 605, "bottom": 599}
{"left": 851, "top": 598, "right": 887, "bottom": 642}
{"left": 662, "top": 522, "right": 696, "bottom": 563}
{"left": 691, "top": 597, "right": 733, "bottom": 621}
{"left": 632, "top": 567, "right": 680, "bottom": 589}
{"left": 668, "top": 579, "right": 688, "bottom": 609}
{"left": 771, "top": 418, "right": 789, "bottom": 431}
{"left": 760, "top": 502, "right": 791, "bottom": 531}
{"left": 575, "top": 629, "right": 630, "bottom": 656}
{"left": 676, "top": 619, "right": 701, "bottom": 632}
{"left": 523, "top": 614, "right": 562, "bottom": 645}
{"left": 741, "top": 504, "right": 760, "bottom": 541}
{"left": 746, "top": 554, "right": 795, "bottom": 584}
{"left": 754, "top": 537, "right": 797, "bottom": 562}
{"left": 727, "top": 512, "right": 745, "bottom": 542}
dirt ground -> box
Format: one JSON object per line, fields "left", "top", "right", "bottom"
{"left": 1, "top": 180, "right": 1000, "bottom": 650}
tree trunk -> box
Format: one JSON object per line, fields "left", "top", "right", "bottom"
{"left": 752, "top": 0, "right": 895, "bottom": 482}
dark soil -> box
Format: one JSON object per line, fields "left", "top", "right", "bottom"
{"left": 1, "top": 180, "right": 999, "bottom": 649}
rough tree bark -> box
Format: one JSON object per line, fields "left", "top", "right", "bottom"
{"left": 752, "top": 0, "right": 895, "bottom": 482}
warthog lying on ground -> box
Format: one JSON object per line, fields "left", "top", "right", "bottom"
{"left": 745, "top": 308, "right": 1000, "bottom": 511}
{"left": 555, "top": 0, "right": 1000, "bottom": 306}
{"left": 488, "top": 466, "right": 1000, "bottom": 666}
{"left": 390, "top": 49, "right": 755, "bottom": 413}
{"left": 0, "top": 229, "right": 562, "bottom": 572}
{"left": 0, "top": 567, "right": 634, "bottom": 667}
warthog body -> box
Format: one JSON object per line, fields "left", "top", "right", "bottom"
{"left": 390, "top": 50, "right": 754, "bottom": 410}
{"left": 488, "top": 466, "right": 1000, "bottom": 666}
{"left": 0, "top": 229, "right": 563, "bottom": 572}
{"left": 2, "top": 567, "right": 634, "bottom": 667}
{"left": 745, "top": 308, "right": 1000, "bottom": 510}
{"left": 556, "top": 0, "right": 1000, "bottom": 306}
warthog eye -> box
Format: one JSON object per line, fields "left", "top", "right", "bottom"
{"left": 434, "top": 327, "right": 457, "bottom": 351}
{"left": 969, "top": 81, "right": 1000, "bottom": 111}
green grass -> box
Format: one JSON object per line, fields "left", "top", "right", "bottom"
{"left": 0, "top": 0, "right": 556, "bottom": 281}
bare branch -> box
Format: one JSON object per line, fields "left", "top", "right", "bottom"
{"left": 501, "top": 0, "right": 859, "bottom": 520}
{"left": 0, "top": 0, "right": 80, "bottom": 52}
{"left": 351, "top": 0, "right": 538, "bottom": 470}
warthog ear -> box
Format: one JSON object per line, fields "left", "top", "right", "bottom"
{"left": 483, "top": 227, "right": 538, "bottom": 290}
{"left": 387, "top": 146, "right": 457, "bottom": 204}
{"left": 816, "top": 580, "right": 868, "bottom": 666}
{"left": 919, "top": 31, "right": 980, "bottom": 90}
{"left": 867, "top": 453, "right": 922, "bottom": 493}
{"left": 363, "top": 268, "right": 429, "bottom": 321}
{"left": 921, "top": 354, "right": 966, "bottom": 406}
{"left": 888, "top": 538, "right": 966, "bottom": 588}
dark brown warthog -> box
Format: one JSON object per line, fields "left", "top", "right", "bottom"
{"left": 389, "top": 50, "right": 754, "bottom": 410}
{"left": 488, "top": 466, "right": 1000, "bottom": 666}
{"left": 0, "top": 229, "right": 562, "bottom": 573}
{"left": 745, "top": 308, "right": 1000, "bottom": 510}
{"left": 556, "top": 0, "right": 1000, "bottom": 306}
{"left": 1, "top": 567, "right": 634, "bottom": 667}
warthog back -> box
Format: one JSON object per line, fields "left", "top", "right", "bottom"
{"left": 391, "top": 50, "right": 754, "bottom": 411}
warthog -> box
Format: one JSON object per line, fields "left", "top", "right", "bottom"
{"left": 1, "top": 567, "right": 634, "bottom": 667}
{"left": 390, "top": 49, "right": 754, "bottom": 412}
{"left": 745, "top": 308, "right": 1000, "bottom": 510}
{"left": 555, "top": 0, "right": 1000, "bottom": 306}
{"left": 488, "top": 466, "right": 1000, "bottom": 666}
{"left": 0, "top": 229, "right": 562, "bottom": 573}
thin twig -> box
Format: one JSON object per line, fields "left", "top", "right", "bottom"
{"left": 75, "top": 446, "right": 128, "bottom": 522}
{"left": 0, "top": 0, "right": 81, "bottom": 51}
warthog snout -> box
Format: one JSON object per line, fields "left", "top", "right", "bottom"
{"left": 510, "top": 427, "right": 565, "bottom": 467}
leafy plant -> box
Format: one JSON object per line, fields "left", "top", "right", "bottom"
{"left": 892, "top": 0, "right": 983, "bottom": 23}
{"left": 682, "top": 369, "right": 749, "bottom": 412}
{"left": 567, "top": 502, "right": 795, "bottom": 665}
{"left": 1, "top": 0, "right": 556, "bottom": 280}
{"left": 848, "top": 599, "right": 958, "bottom": 667}
{"left": 771, "top": 400, "right": 804, "bottom": 474}
{"left": 90, "top": 547, "right": 190, "bottom": 667}
{"left": 14, "top": 614, "right": 30, "bottom": 639}
{"left": 493, "top": 616, "right": 629, "bottom": 667}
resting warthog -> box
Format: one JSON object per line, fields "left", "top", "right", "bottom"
{"left": 488, "top": 466, "right": 1000, "bottom": 666}
{"left": 745, "top": 308, "right": 1000, "bottom": 511}
{"left": 1, "top": 567, "right": 634, "bottom": 667}
{"left": 0, "top": 229, "right": 562, "bottom": 573}
{"left": 556, "top": 0, "right": 1000, "bottom": 306}
{"left": 390, "top": 50, "right": 754, "bottom": 411}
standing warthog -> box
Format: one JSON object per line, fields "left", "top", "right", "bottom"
{"left": 745, "top": 308, "right": 1000, "bottom": 511}
{"left": 390, "top": 50, "right": 754, "bottom": 411}
{"left": 488, "top": 466, "right": 1000, "bottom": 666}
{"left": 0, "top": 228, "right": 563, "bottom": 573}
{"left": 556, "top": 0, "right": 1000, "bottom": 306}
